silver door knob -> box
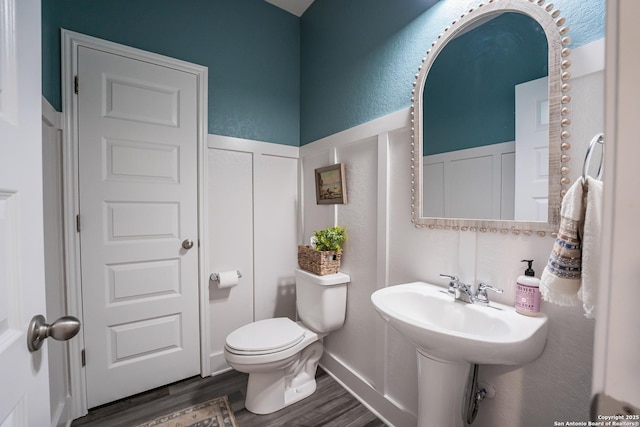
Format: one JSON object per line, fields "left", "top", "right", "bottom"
{"left": 27, "top": 314, "right": 81, "bottom": 352}
{"left": 182, "top": 239, "right": 194, "bottom": 250}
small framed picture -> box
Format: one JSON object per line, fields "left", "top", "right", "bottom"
{"left": 315, "top": 163, "right": 347, "bottom": 205}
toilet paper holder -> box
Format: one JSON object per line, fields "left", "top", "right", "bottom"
{"left": 210, "top": 270, "right": 242, "bottom": 282}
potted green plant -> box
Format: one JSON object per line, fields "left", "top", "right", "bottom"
{"left": 298, "top": 226, "right": 347, "bottom": 275}
{"left": 312, "top": 225, "right": 347, "bottom": 253}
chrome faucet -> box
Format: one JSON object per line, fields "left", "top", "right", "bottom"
{"left": 440, "top": 274, "right": 474, "bottom": 303}
{"left": 440, "top": 274, "right": 503, "bottom": 306}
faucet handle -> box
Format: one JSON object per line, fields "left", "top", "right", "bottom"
{"left": 440, "top": 274, "right": 460, "bottom": 297}
{"left": 477, "top": 283, "right": 503, "bottom": 294}
{"left": 474, "top": 283, "right": 503, "bottom": 306}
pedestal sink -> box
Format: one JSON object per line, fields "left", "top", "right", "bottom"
{"left": 371, "top": 282, "right": 548, "bottom": 427}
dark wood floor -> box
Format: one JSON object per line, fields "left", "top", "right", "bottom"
{"left": 71, "top": 367, "right": 387, "bottom": 427}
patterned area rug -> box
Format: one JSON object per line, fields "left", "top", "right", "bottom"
{"left": 136, "top": 396, "right": 237, "bottom": 427}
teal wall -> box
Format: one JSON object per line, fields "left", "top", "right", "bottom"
{"left": 41, "top": 0, "right": 300, "bottom": 146}
{"left": 300, "top": 0, "right": 440, "bottom": 144}
{"left": 301, "top": 0, "right": 605, "bottom": 145}
{"left": 423, "top": 13, "right": 548, "bottom": 156}
{"left": 42, "top": 0, "right": 605, "bottom": 147}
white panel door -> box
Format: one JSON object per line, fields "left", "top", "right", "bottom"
{"left": 78, "top": 46, "right": 200, "bottom": 408}
{"left": 515, "top": 77, "right": 549, "bottom": 221}
{"left": 43, "top": 115, "right": 75, "bottom": 426}
{"left": 0, "top": 0, "right": 51, "bottom": 425}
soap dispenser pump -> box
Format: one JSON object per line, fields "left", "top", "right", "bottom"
{"left": 515, "top": 259, "right": 541, "bottom": 316}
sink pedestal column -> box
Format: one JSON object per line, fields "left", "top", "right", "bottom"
{"left": 417, "top": 351, "right": 470, "bottom": 427}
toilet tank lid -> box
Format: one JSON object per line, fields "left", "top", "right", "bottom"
{"left": 295, "top": 269, "right": 350, "bottom": 286}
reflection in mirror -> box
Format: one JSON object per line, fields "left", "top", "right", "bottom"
{"left": 422, "top": 13, "right": 548, "bottom": 221}
{"left": 411, "top": 0, "right": 572, "bottom": 235}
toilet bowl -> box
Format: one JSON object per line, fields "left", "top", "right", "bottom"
{"left": 224, "top": 317, "right": 323, "bottom": 414}
{"left": 224, "top": 269, "right": 350, "bottom": 415}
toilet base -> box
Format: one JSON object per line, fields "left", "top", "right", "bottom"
{"left": 243, "top": 341, "right": 323, "bottom": 414}
{"left": 245, "top": 369, "right": 317, "bottom": 414}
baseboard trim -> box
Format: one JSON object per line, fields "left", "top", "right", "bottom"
{"left": 210, "top": 365, "right": 233, "bottom": 377}
{"left": 210, "top": 351, "right": 232, "bottom": 377}
{"left": 320, "top": 351, "right": 416, "bottom": 427}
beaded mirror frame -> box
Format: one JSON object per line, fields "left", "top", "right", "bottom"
{"left": 411, "top": 0, "right": 572, "bottom": 237}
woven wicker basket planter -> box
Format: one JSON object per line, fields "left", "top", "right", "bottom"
{"left": 297, "top": 245, "right": 341, "bottom": 276}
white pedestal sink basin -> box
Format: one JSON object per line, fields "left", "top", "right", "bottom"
{"left": 371, "top": 282, "right": 548, "bottom": 426}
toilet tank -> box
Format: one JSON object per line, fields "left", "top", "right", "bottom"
{"left": 295, "top": 269, "right": 350, "bottom": 333}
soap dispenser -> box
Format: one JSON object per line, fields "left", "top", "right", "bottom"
{"left": 515, "top": 259, "right": 541, "bottom": 316}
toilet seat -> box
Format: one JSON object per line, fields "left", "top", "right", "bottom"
{"left": 225, "top": 317, "right": 305, "bottom": 356}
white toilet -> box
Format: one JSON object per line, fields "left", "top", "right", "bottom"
{"left": 224, "top": 268, "right": 350, "bottom": 414}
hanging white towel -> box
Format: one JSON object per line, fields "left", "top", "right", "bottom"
{"left": 540, "top": 176, "right": 603, "bottom": 318}
{"left": 579, "top": 176, "right": 603, "bottom": 318}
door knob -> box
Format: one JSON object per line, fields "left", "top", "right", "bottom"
{"left": 27, "top": 314, "right": 81, "bottom": 352}
{"left": 182, "top": 239, "right": 194, "bottom": 250}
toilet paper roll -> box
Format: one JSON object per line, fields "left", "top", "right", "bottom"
{"left": 216, "top": 270, "right": 239, "bottom": 288}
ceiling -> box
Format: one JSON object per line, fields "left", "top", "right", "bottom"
{"left": 265, "top": 0, "right": 314, "bottom": 17}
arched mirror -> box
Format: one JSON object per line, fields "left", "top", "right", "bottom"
{"left": 411, "top": 0, "right": 573, "bottom": 236}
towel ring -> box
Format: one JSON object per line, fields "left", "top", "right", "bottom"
{"left": 582, "top": 133, "right": 604, "bottom": 182}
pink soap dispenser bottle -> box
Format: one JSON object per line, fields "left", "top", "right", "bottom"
{"left": 515, "top": 259, "right": 541, "bottom": 316}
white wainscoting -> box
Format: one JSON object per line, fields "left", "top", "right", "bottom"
{"left": 301, "top": 111, "right": 418, "bottom": 427}
{"left": 423, "top": 141, "right": 516, "bottom": 219}
{"left": 301, "top": 40, "right": 605, "bottom": 427}
{"left": 207, "top": 135, "right": 298, "bottom": 374}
